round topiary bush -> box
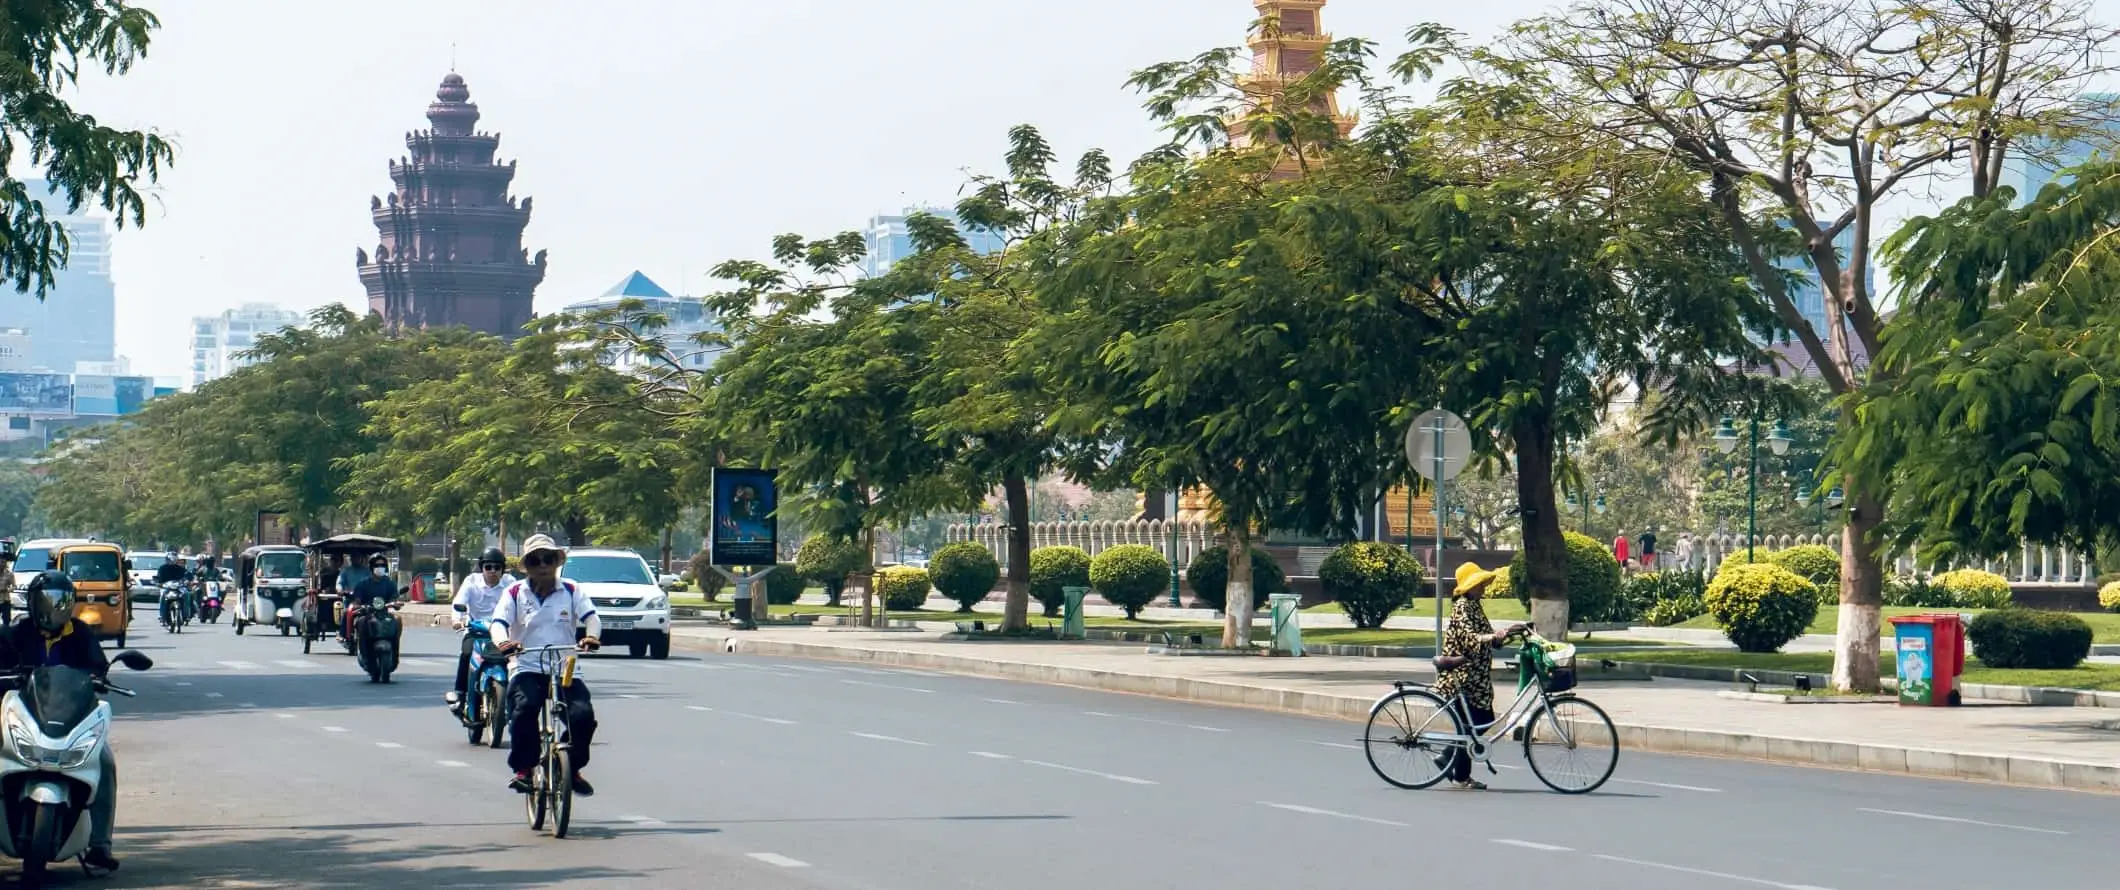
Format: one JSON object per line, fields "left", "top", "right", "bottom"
{"left": 1511, "top": 532, "right": 1621, "bottom": 625}
{"left": 1769, "top": 544, "right": 1841, "bottom": 604}
{"left": 1029, "top": 546, "right": 1091, "bottom": 618}
{"left": 2100, "top": 581, "right": 2120, "bottom": 615}
{"left": 1186, "top": 545, "right": 1286, "bottom": 613}
{"left": 1714, "top": 547, "right": 1770, "bottom": 573}
{"left": 875, "top": 566, "right": 932, "bottom": 611}
{"left": 1933, "top": 569, "right": 2014, "bottom": 610}
{"left": 1090, "top": 544, "right": 1170, "bottom": 619}
{"left": 1486, "top": 566, "right": 1513, "bottom": 600}
{"left": 930, "top": 542, "right": 1002, "bottom": 612}
{"left": 1319, "top": 542, "right": 1422, "bottom": 629}
{"left": 757, "top": 563, "right": 805, "bottom": 606}
{"left": 796, "top": 536, "right": 868, "bottom": 606}
{"left": 1968, "top": 609, "right": 2093, "bottom": 669}
{"left": 1703, "top": 563, "right": 1820, "bottom": 653}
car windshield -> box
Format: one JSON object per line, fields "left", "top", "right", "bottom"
{"left": 60, "top": 551, "right": 122, "bottom": 583}
{"left": 15, "top": 548, "right": 50, "bottom": 573}
{"left": 258, "top": 553, "right": 304, "bottom": 579}
{"left": 129, "top": 554, "right": 167, "bottom": 572}
{"left": 562, "top": 555, "right": 654, "bottom": 585}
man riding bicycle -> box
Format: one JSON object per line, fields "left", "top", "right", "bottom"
{"left": 445, "top": 548, "right": 513, "bottom": 714}
{"left": 489, "top": 535, "right": 601, "bottom": 797}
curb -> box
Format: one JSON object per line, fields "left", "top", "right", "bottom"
{"left": 667, "top": 627, "right": 2120, "bottom": 793}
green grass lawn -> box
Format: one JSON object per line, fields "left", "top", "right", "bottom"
{"left": 1601, "top": 648, "right": 2120, "bottom": 692}
{"left": 1674, "top": 606, "right": 2120, "bottom": 643}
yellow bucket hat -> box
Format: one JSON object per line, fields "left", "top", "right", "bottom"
{"left": 1452, "top": 561, "right": 1499, "bottom": 598}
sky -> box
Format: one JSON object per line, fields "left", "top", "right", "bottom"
{"left": 17, "top": 0, "right": 2120, "bottom": 379}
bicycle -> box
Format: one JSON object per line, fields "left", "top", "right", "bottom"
{"left": 516, "top": 644, "right": 584, "bottom": 838}
{"left": 1363, "top": 630, "right": 1619, "bottom": 794}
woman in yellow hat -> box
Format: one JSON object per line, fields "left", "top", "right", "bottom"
{"left": 1431, "top": 561, "right": 1526, "bottom": 790}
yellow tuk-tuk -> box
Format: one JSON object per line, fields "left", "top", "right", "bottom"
{"left": 51, "top": 541, "right": 133, "bottom": 647}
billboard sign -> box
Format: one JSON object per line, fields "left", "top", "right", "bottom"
{"left": 114, "top": 376, "right": 149, "bottom": 415}
{"left": 72, "top": 375, "right": 115, "bottom": 415}
{"left": 0, "top": 373, "right": 72, "bottom": 415}
{"left": 709, "top": 467, "right": 778, "bottom": 566}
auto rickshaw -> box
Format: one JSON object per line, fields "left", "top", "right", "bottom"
{"left": 50, "top": 541, "right": 133, "bottom": 647}
{"left": 235, "top": 544, "right": 308, "bottom": 638}
{"left": 302, "top": 534, "right": 399, "bottom": 656}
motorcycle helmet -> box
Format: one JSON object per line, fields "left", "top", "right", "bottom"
{"left": 479, "top": 548, "right": 506, "bottom": 572}
{"left": 26, "top": 572, "right": 75, "bottom": 634}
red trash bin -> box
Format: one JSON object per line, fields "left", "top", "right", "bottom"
{"left": 1889, "top": 614, "right": 1966, "bottom": 707}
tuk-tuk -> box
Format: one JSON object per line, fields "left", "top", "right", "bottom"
{"left": 50, "top": 541, "right": 132, "bottom": 647}
{"left": 236, "top": 545, "right": 308, "bottom": 638}
{"left": 303, "top": 534, "right": 399, "bottom": 656}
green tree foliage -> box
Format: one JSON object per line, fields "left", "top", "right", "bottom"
{"left": 1088, "top": 544, "right": 1169, "bottom": 620}
{"left": 0, "top": 0, "right": 176, "bottom": 298}
{"left": 794, "top": 535, "right": 868, "bottom": 606}
{"left": 875, "top": 566, "right": 932, "bottom": 611}
{"left": 1185, "top": 545, "right": 1285, "bottom": 614}
{"left": 1769, "top": 545, "right": 1841, "bottom": 605}
{"left": 1510, "top": 532, "right": 1620, "bottom": 629}
{"left": 1319, "top": 542, "right": 1423, "bottom": 629}
{"left": 1704, "top": 564, "right": 1820, "bottom": 654}
{"left": 1027, "top": 545, "right": 1090, "bottom": 618}
{"left": 929, "top": 542, "right": 1001, "bottom": 612}
{"left": 0, "top": 462, "right": 39, "bottom": 538}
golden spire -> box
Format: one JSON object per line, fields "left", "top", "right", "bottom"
{"left": 1231, "top": 0, "right": 1358, "bottom": 175}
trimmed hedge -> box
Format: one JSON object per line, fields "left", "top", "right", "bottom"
{"left": 1511, "top": 531, "right": 1621, "bottom": 624}
{"left": 1187, "top": 545, "right": 1286, "bottom": 613}
{"left": 1968, "top": 609, "right": 2092, "bottom": 670}
{"left": 930, "top": 542, "right": 1001, "bottom": 612}
{"left": 1769, "top": 545, "right": 1840, "bottom": 604}
{"left": 1089, "top": 544, "right": 1169, "bottom": 619}
{"left": 762, "top": 563, "right": 806, "bottom": 606}
{"left": 1933, "top": 569, "right": 2014, "bottom": 610}
{"left": 1884, "top": 574, "right": 1952, "bottom": 608}
{"left": 2100, "top": 581, "right": 2120, "bottom": 615}
{"left": 875, "top": 566, "right": 932, "bottom": 611}
{"left": 1704, "top": 564, "right": 1820, "bottom": 653}
{"left": 1029, "top": 546, "right": 1091, "bottom": 618}
{"left": 796, "top": 536, "right": 868, "bottom": 606}
{"left": 1319, "top": 542, "right": 1422, "bottom": 629}
{"left": 1625, "top": 569, "right": 1708, "bottom": 627}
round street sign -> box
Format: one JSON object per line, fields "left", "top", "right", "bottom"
{"left": 1406, "top": 408, "right": 1472, "bottom": 481}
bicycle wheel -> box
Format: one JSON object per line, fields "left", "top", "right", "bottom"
{"left": 550, "top": 746, "right": 574, "bottom": 839}
{"left": 525, "top": 731, "right": 550, "bottom": 831}
{"left": 1523, "top": 695, "right": 1619, "bottom": 794}
{"left": 1363, "top": 688, "right": 1462, "bottom": 790}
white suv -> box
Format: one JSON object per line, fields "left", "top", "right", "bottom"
{"left": 562, "top": 549, "right": 672, "bottom": 659}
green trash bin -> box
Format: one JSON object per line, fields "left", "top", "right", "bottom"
{"left": 1268, "top": 592, "right": 1304, "bottom": 656}
{"left": 1062, "top": 586, "right": 1089, "bottom": 639}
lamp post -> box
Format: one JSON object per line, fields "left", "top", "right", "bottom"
{"left": 1166, "top": 490, "right": 1182, "bottom": 608}
{"left": 1715, "top": 413, "right": 1791, "bottom": 561}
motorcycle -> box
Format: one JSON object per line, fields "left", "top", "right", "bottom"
{"left": 447, "top": 614, "right": 509, "bottom": 748}
{"left": 0, "top": 649, "right": 152, "bottom": 888}
{"left": 157, "top": 584, "right": 187, "bottom": 634}
{"left": 197, "top": 582, "right": 223, "bottom": 624}
{"left": 350, "top": 596, "right": 403, "bottom": 683}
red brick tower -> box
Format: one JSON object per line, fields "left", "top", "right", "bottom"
{"left": 356, "top": 72, "right": 547, "bottom": 337}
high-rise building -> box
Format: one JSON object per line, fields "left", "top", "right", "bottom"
{"left": 2015, "top": 93, "right": 2120, "bottom": 202}
{"left": 4, "top": 180, "right": 115, "bottom": 372}
{"left": 564, "top": 271, "right": 725, "bottom": 373}
{"left": 190, "top": 303, "right": 303, "bottom": 388}
{"left": 859, "top": 209, "right": 1006, "bottom": 278}
{"left": 356, "top": 72, "right": 547, "bottom": 337}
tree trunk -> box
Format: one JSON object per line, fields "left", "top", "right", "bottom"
{"left": 563, "top": 516, "right": 590, "bottom": 549}
{"left": 1000, "top": 474, "right": 1032, "bottom": 633}
{"left": 823, "top": 579, "right": 843, "bottom": 607}
{"left": 1833, "top": 484, "right": 1887, "bottom": 693}
{"left": 1221, "top": 525, "right": 1256, "bottom": 649}
{"left": 1513, "top": 417, "right": 1571, "bottom": 640}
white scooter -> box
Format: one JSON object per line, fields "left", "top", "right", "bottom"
{"left": 0, "top": 650, "right": 151, "bottom": 887}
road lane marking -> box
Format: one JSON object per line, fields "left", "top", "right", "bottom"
{"left": 1023, "top": 759, "right": 1156, "bottom": 785}
{"left": 1614, "top": 778, "right": 1722, "bottom": 793}
{"left": 618, "top": 694, "right": 642, "bottom": 699}
{"left": 849, "top": 731, "right": 930, "bottom": 746}
{"left": 681, "top": 662, "right": 727, "bottom": 670}
{"left": 176, "top": 682, "right": 194, "bottom": 687}
{"left": 969, "top": 751, "right": 1012, "bottom": 760}
{"left": 777, "top": 664, "right": 832, "bottom": 673}
{"left": 747, "top": 853, "right": 809, "bottom": 868}
{"left": 841, "top": 679, "right": 934, "bottom": 694}
{"left": 1258, "top": 802, "right": 1406, "bottom": 827}
{"left": 1083, "top": 711, "right": 1226, "bottom": 732}
{"left": 274, "top": 713, "right": 296, "bottom": 719}
{"left": 217, "top": 661, "right": 259, "bottom": 670}
{"left": 1492, "top": 839, "right": 1572, "bottom": 852}
{"left": 203, "top": 692, "right": 224, "bottom": 699}
{"left": 376, "top": 742, "right": 403, "bottom": 749}
{"left": 1857, "top": 808, "right": 2067, "bottom": 835}
{"left": 686, "top": 705, "right": 795, "bottom": 725}
{"left": 1593, "top": 854, "right": 1837, "bottom": 889}
{"left": 274, "top": 660, "right": 316, "bottom": 669}
{"left": 238, "top": 703, "right": 257, "bottom": 709}
{"left": 1309, "top": 741, "right": 1361, "bottom": 751}
{"left": 983, "top": 698, "right": 1022, "bottom": 705}
{"left": 437, "top": 760, "right": 469, "bottom": 768}
{"left": 322, "top": 726, "right": 348, "bottom": 733}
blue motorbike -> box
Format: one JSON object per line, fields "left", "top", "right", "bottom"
{"left": 450, "top": 619, "right": 509, "bottom": 748}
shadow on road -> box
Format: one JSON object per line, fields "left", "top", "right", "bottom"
{"left": 94, "top": 822, "right": 673, "bottom": 889}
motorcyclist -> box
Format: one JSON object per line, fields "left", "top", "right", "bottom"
{"left": 346, "top": 554, "right": 398, "bottom": 644}
{"left": 0, "top": 539, "right": 16, "bottom": 624}
{"left": 3, "top": 573, "right": 120, "bottom": 873}
{"left": 446, "top": 548, "right": 513, "bottom": 713}
{"left": 153, "top": 553, "right": 189, "bottom": 626}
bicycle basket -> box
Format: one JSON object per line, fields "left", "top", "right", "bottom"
{"left": 1525, "top": 640, "right": 1577, "bottom": 692}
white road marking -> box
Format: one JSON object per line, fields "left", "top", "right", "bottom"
{"left": 983, "top": 698, "right": 1022, "bottom": 705}
{"left": 436, "top": 760, "right": 469, "bottom": 768}
{"left": 777, "top": 664, "right": 832, "bottom": 673}
{"left": 238, "top": 703, "right": 258, "bottom": 709}
{"left": 274, "top": 660, "right": 316, "bottom": 669}
{"left": 1258, "top": 802, "right": 1406, "bottom": 827}
{"left": 322, "top": 726, "right": 347, "bottom": 733}
{"left": 681, "top": 661, "right": 727, "bottom": 670}
{"left": 1083, "top": 710, "right": 1226, "bottom": 733}
{"left": 618, "top": 694, "right": 642, "bottom": 699}
{"left": 1310, "top": 741, "right": 1361, "bottom": 751}
{"left": 686, "top": 705, "right": 795, "bottom": 725}
{"left": 840, "top": 679, "right": 934, "bottom": 694}
{"left": 969, "top": 751, "right": 1012, "bottom": 760}
{"left": 217, "top": 661, "right": 258, "bottom": 670}
{"left": 1858, "top": 808, "right": 2068, "bottom": 835}
{"left": 747, "top": 853, "right": 809, "bottom": 868}
{"left": 1614, "top": 778, "right": 1723, "bottom": 793}
{"left": 274, "top": 713, "right": 296, "bottom": 719}
{"left": 1023, "top": 759, "right": 1156, "bottom": 785}
{"left": 621, "top": 815, "right": 666, "bottom": 826}
{"left": 849, "top": 731, "right": 929, "bottom": 746}
{"left": 376, "top": 742, "right": 403, "bottom": 749}
{"left": 203, "top": 692, "right": 224, "bottom": 699}
{"left": 176, "top": 682, "right": 194, "bottom": 687}
{"left": 830, "top": 666, "right": 891, "bottom": 675}
{"left": 1492, "top": 839, "right": 1573, "bottom": 852}
{"left": 1593, "top": 854, "right": 1838, "bottom": 890}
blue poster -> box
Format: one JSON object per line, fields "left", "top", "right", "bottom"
{"left": 1895, "top": 626, "right": 1934, "bottom": 705}
{"left": 710, "top": 468, "right": 778, "bottom": 566}
{"left": 0, "top": 373, "right": 72, "bottom": 414}
{"left": 113, "top": 376, "right": 149, "bottom": 415}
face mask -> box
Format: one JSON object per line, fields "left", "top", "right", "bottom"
{"left": 372, "top": 567, "right": 387, "bottom": 576}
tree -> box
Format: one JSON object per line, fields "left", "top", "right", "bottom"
{"left": 1, "top": 0, "right": 175, "bottom": 298}
{"left": 1506, "top": 0, "right": 2118, "bottom": 688}
{"left": 0, "top": 462, "right": 41, "bottom": 538}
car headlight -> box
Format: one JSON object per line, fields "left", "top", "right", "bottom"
{"left": 642, "top": 594, "right": 667, "bottom": 611}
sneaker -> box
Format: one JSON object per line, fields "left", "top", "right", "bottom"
{"left": 570, "top": 773, "right": 595, "bottom": 797}
{"left": 1448, "top": 780, "right": 1489, "bottom": 791}
{"left": 509, "top": 771, "right": 533, "bottom": 793}
{"left": 81, "top": 847, "right": 119, "bottom": 873}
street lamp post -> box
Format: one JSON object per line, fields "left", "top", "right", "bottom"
{"left": 1716, "top": 413, "right": 1792, "bottom": 561}
{"left": 1166, "top": 490, "right": 1182, "bottom": 608}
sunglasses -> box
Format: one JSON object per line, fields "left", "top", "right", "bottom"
{"left": 479, "top": 564, "right": 505, "bottom": 573}
{"left": 523, "top": 552, "right": 561, "bottom": 569}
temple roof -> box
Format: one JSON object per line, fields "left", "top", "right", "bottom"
{"left": 600, "top": 271, "right": 674, "bottom": 299}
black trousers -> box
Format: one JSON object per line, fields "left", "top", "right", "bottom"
{"left": 453, "top": 634, "right": 475, "bottom": 695}
{"left": 1447, "top": 703, "right": 1495, "bottom": 783}
{"left": 506, "top": 673, "right": 596, "bottom": 774}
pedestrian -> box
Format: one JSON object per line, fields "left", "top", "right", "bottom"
{"left": 1431, "top": 561, "right": 1524, "bottom": 791}
{"left": 1675, "top": 532, "right": 1696, "bottom": 571}
{"left": 1638, "top": 527, "right": 1658, "bottom": 571}
{"left": 1613, "top": 530, "right": 1630, "bottom": 568}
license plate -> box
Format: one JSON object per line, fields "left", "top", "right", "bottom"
{"left": 601, "top": 618, "right": 635, "bottom": 630}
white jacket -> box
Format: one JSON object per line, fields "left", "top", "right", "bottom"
{"left": 451, "top": 573, "right": 514, "bottom": 626}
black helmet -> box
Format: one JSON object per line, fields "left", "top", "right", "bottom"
{"left": 25, "top": 572, "right": 74, "bottom": 634}
{"left": 479, "top": 548, "right": 506, "bottom": 571}
{"left": 368, "top": 553, "right": 389, "bottom": 569}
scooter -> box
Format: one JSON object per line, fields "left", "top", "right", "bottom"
{"left": 446, "top": 613, "right": 509, "bottom": 748}
{"left": 0, "top": 650, "right": 152, "bottom": 888}
{"left": 197, "top": 582, "right": 222, "bottom": 624}
{"left": 351, "top": 596, "right": 403, "bottom": 683}
{"left": 157, "top": 584, "right": 186, "bottom": 634}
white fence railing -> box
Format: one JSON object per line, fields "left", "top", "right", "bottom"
{"left": 944, "top": 520, "right": 1215, "bottom": 573}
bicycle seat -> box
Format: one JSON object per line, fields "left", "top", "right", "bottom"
{"left": 1392, "top": 680, "right": 1425, "bottom": 691}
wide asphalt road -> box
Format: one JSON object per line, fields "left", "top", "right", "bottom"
{"left": 54, "top": 618, "right": 2116, "bottom": 889}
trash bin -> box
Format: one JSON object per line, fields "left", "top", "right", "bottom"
{"left": 1268, "top": 592, "right": 1305, "bottom": 657}
{"left": 1061, "top": 586, "right": 1089, "bottom": 639}
{"left": 1889, "top": 613, "right": 1966, "bottom": 707}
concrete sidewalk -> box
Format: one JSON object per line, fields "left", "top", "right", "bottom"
{"left": 662, "top": 621, "right": 2120, "bottom": 794}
